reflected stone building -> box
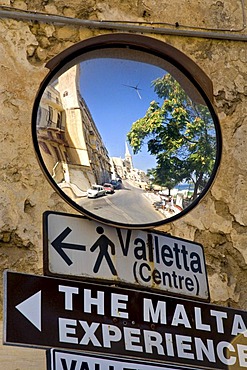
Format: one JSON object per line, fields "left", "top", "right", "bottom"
{"left": 111, "top": 142, "right": 148, "bottom": 186}
{"left": 37, "top": 65, "right": 111, "bottom": 200}
{"left": 37, "top": 84, "right": 69, "bottom": 183}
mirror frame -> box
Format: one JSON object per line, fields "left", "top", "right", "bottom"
{"left": 32, "top": 33, "right": 222, "bottom": 229}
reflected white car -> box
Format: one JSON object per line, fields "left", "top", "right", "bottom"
{"left": 87, "top": 185, "right": 106, "bottom": 198}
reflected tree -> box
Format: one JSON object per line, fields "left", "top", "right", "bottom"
{"left": 127, "top": 74, "right": 216, "bottom": 199}
{"left": 147, "top": 157, "right": 186, "bottom": 196}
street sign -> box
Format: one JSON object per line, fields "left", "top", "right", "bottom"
{"left": 47, "top": 349, "right": 199, "bottom": 370}
{"left": 4, "top": 271, "right": 247, "bottom": 370}
{"left": 43, "top": 211, "right": 209, "bottom": 301}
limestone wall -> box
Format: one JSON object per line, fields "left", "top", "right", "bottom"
{"left": 0, "top": 0, "right": 247, "bottom": 368}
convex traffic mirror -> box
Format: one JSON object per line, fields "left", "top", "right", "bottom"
{"left": 32, "top": 34, "right": 221, "bottom": 229}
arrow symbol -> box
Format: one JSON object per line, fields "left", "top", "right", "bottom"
{"left": 16, "top": 290, "right": 41, "bottom": 331}
{"left": 51, "top": 227, "right": 86, "bottom": 266}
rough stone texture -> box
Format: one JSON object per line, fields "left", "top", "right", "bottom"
{"left": 0, "top": 0, "right": 247, "bottom": 368}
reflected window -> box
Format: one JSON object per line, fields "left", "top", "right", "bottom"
{"left": 57, "top": 112, "right": 61, "bottom": 129}
{"left": 48, "top": 106, "right": 53, "bottom": 127}
{"left": 53, "top": 146, "right": 62, "bottom": 162}
{"left": 39, "top": 141, "right": 51, "bottom": 155}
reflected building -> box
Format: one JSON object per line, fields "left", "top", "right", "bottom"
{"left": 111, "top": 142, "right": 148, "bottom": 186}
{"left": 36, "top": 84, "right": 69, "bottom": 183}
{"left": 124, "top": 142, "right": 133, "bottom": 173}
{"left": 37, "top": 65, "right": 111, "bottom": 200}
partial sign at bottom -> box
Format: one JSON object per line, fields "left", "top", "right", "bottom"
{"left": 47, "top": 349, "right": 198, "bottom": 370}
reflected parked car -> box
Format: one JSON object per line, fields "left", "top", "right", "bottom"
{"left": 110, "top": 180, "right": 121, "bottom": 189}
{"left": 87, "top": 185, "right": 106, "bottom": 198}
{"left": 103, "top": 183, "right": 115, "bottom": 194}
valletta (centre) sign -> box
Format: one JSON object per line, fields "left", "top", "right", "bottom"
{"left": 43, "top": 211, "right": 209, "bottom": 301}
{"left": 4, "top": 271, "right": 247, "bottom": 370}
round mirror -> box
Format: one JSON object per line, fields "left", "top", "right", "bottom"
{"left": 32, "top": 34, "right": 221, "bottom": 229}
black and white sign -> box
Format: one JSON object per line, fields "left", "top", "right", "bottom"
{"left": 4, "top": 271, "right": 247, "bottom": 370}
{"left": 43, "top": 211, "right": 209, "bottom": 301}
{"left": 47, "top": 349, "right": 198, "bottom": 370}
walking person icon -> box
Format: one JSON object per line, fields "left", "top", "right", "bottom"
{"left": 90, "top": 226, "right": 117, "bottom": 276}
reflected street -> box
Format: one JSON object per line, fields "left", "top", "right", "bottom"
{"left": 80, "top": 180, "right": 164, "bottom": 224}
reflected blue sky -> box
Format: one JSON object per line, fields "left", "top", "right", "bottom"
{"left": 79, "top": 58, "right": 165, "bottom": 172}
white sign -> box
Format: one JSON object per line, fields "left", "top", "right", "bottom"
{"left": 47, "top": 349, "right": 198, "bottom": 370}
{"left": 43, "top": 211, "right": 209, "bottom": 300}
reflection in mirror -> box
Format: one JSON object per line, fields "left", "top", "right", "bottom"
{"left": 35, "top": 48, "right": 219, "bottom": 227}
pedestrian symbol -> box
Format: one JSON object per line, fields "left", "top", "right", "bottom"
{"left": 90, "top": 226, "right": 117, "bottom": 275}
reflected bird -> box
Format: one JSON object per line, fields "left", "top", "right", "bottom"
{"left": 123, "top": 83, "right": 142, "bottom": 99}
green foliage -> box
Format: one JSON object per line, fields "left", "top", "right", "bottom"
{"left": 127, "top": 74, "right": 216, "bottom": 199}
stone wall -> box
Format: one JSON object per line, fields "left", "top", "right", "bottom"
{"left": 0, "top": 0, "right": 247, "bottom": 368}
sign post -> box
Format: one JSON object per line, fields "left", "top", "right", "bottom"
{"left": 4, "top": 271, "right": 247, "bottom": 370}
{"left": 43, "top": 211, "right": 209, "bottom": 301}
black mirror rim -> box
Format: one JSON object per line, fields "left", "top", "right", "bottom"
{"left": 32, "top": 33, "right": 222, "bottom": 230}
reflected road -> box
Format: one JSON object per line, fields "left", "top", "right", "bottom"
{"left": 80, "top": 180, "right": 164, "bottom": 225}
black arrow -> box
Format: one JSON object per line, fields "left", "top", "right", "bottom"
{"left": 51, "top": 227, "right": 86, "bottom": 266}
